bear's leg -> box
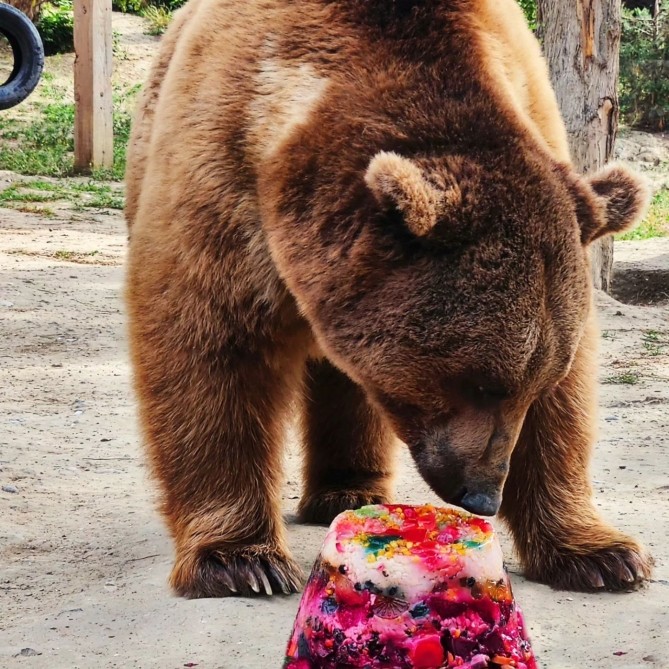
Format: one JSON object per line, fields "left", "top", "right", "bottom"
{"left": 501, "top": 316, "right": 652, "bottom": 592}
{"left": 151, "top": 353, "right": 303, "bottom": 598}
{"left": 298, "top": 359, "right": 397, "bottom": 524}
{"left": 129, "top": 278, "right": 306, "bottom": 598}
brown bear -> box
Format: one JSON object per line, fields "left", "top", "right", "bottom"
{"left": 125, "top": 0, "right": 652, "bottom": 599}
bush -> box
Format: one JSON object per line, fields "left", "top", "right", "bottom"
{"left": 518, "top": 0, "right": 537, "bottom": 31}
{"left": 146, "top": 0, "right": 185, "bottom": 11}
{"left": 37, "top": 0, "right": 74, "bottom": 55}
{"left": 113, "top": 0, "right": 185, "bottom": 14}
{"left": 112, "top": 0, "right": 144, "bottom": 14}
{"left": 620, "top": 8, "right": 669, "bottom": 130}
{"left": 141, "top": 5, "right": 172, "bottom": 36}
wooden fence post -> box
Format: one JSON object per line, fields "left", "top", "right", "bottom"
{"left": 74, "top": 0, "right": 113, "bottom": 172}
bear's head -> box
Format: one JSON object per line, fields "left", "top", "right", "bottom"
{"left": 268, "top": 148, "right": 649, "bottom": 517}
{"left": 347, "top": 151, "right": 648, "bottom": 515}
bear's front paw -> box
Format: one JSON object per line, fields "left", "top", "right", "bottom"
{"left": 298, "top": 488, "right": 391, "bottom": 525}
{"left": 527, "top": 536, "right": 653, "bottom": 592}
{"left": 171, "top": 545, "right": 303, "bottom": 599}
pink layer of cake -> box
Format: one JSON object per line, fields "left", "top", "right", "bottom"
{"left": 284, "top": 504, "right": 537, "bottom": 669}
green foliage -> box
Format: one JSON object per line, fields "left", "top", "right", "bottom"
{"left": 0, "top": 179, "right": 125, "bottom": 210}
{"left": 147, "top": 0, "right": 185, "bottom": 11}
{"left": 141, "top": 5, "right": 173, "bottom": 36}
{"left": 107, "top": 85, "right": 140, "bottom": 179}
{"left": 620, "top": 8, "right": 669, "bottom": 130}
{"left": 517, "top": 0, "right": 537, "bottom": 30}
{"left": 36, "top": 0, "right": 74, "bottom": 56}
{"left": 604, "top": 371, "right": 641, "bottom": 385}
{"left": 113, "top": 0, "right": 184, "bottom": 14}
{"left": 518, "top": 3, "right": 668, "bottom": 130}
{"left": 0, "top": 103, "right": 74, "bottom": 176}
{"left": 617, "top": 187, "right": 669, "bottom": 240}
{"left": 112, "top": 0, "right": 144, "bottom": 13}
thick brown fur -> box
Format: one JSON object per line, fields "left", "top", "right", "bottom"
{"left": 125, "top": 0, "right": 651, "bottom": 598}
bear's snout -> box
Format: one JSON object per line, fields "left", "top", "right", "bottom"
{"left": 455, "top": 489, "right": 502, "bottom": 517}
{"left": 406, "top": 410, "right": 522, "bottom": 518}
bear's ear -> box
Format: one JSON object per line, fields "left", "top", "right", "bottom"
{"left": 574, "top": 163, "right": 650, "bottom": 245}
{"left": 365, "top": 151, "right": 460, "bottom": 237}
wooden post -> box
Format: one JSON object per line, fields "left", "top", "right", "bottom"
{"left": 74, "top": 0, "right": 113, "bottom": 172}
{"left": 537, "top": 0, "right": 623, "bottom": 292}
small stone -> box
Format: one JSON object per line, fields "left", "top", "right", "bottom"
{"left": 2, "top": 484, "right": 18, "bottom": 494}
{"left": 17, "top": 648, "right": 42, "bottom": 657}
{"left": 637, "top": 149, "right": 662, "bottom": 164}
{"left": 643, "top": 655, "right": 657, "bottom": 663}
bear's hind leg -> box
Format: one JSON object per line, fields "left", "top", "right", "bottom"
{"left": 501, "top": 316, "right": 652, "bottom": 592}
{"left": 298, "top": 359, "right": 397, "bottom": 524}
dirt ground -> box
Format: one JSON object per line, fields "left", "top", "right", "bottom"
{"left": 0, "top": 178, "right": 668, "bottom": 669}
{"left": 1, "top": 12, "right": 669, "bottom": 669}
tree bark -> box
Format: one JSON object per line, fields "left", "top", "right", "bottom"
{"left": 537, "top": 0, "right": 623, "bottom": 292}
{"left": 6, "top": 0, "right": 46, "bottom": 22}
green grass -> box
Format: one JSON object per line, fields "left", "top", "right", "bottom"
{"left": 642, "top": 330, "right": 666, "bottom": 356}
{"left": 14, "top": 205, "right": 56, "bottom": 218}
{"left": 644, "top": 341, "right": 663, "bottom": 356}
{"left": 54, "top": 250, "right": 76, "bottom": 260}
{"left": 0, "top": 85, "right": 139, "bottom": 181}
{"left": 0, "top": 189, "right": 60, "bottom": 203}
{"left": 0, "top": 103, "right": 75, "bottom": 176}
{"left": 603, "top": 371, "right": 641, "bottom": 385}
{"left": 0, "top": 180, "right": 125, "bottom": 210}
{"left": 73, "top": 191, "right": 125, "bottom": 210}
{"left": 14, "top": 180, "right": 61, "bottom": 192}
{"left": 617, "top": 187, "right": 669, "bottom": 241}
{"left": 54, "top": 250, "right": 99, "bottom": 260}
{"left": 643, "top": 330, "right": 662, "bottom": 342}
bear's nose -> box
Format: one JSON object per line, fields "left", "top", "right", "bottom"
{"left": 458, "top": 491, "right": 501, "bottom": 517}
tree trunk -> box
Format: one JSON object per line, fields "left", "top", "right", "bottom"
{"left": 653, "top": 0, "right": 660, "bottom": 41}
{"left": 537, "top": 0, "right": 623, "bottom": 292}
{"left": 5, "top": 0, "right": 46, "bottom": 22}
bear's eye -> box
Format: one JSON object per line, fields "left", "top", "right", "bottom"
{"left": 374, "top": 390, "right": 423, "bottom": 420}
{"left": 474, "top": 385, "right": 509, "bottom": 403}
{"left": 453, "top": 376, "right": 512, "bottom": 407}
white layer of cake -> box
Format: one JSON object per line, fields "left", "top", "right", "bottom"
{"left": 320, "top": 511, "right": 507, "bottom": 603}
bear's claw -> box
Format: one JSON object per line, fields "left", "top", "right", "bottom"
{"left": 298, "top": 489, "right": 391, "bottom": 525}
{"left": 172, "top": 546, "right": 303, "bottom": 598}
{"left": 529, "top": 538, "right": 653, "bottom": 593}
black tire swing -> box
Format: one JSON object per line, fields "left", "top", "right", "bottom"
{"left": 0, "top": 2, "right": 44, "bottom": 110}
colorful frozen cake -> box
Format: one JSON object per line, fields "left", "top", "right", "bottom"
{"left": 284, "top": 504, "right": 537, "bottom": 669}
